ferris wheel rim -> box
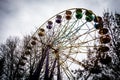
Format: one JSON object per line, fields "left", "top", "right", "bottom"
{"left": 22, "top": 8, "right": 106, "bottom": 80}
{"left": 28, "top": 8, "right": 97, "bottom": 43}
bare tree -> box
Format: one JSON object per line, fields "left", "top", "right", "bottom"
{"left": 0, "top": 56, "right": 5, "bottom": 80}
{"left": 0, "top": 37, "right": 25, "bottom": 80}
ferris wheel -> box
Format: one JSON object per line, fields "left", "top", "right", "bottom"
{"left": 19, "top": 8, "right": 111, "bottom": 80}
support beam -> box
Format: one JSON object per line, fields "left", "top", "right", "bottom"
{"left": 44, "top": 47, "right": 50, "bottom": 80}
{"left": 49, "top": 58, "right": 57, "bottom": 80}
{"left": 57, "top": 54, "right": 61, "bottom": 80}
{"left": 30, "top": 47, "right": 49, "bottom": 80}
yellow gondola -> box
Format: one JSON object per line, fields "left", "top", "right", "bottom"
{"left": 21, "top": 56, "right": 27, "bottom": 60}
{"left": 100, "top": 55, "right": 112, "bottom": 64}
{"left": 31, "top": 40, "right": 36, "bottom": 45}
{"left": 65, "top": 15, "right": 71, "bottom": 20}
{"left": 100, "top": 35, "right": 111, "bottom": 44}
{"left": 99, "top": 28, "right": 108, "bottom": 35}
{"left": 66, "top": 10, "right": 72, "bottom": 15}
{"left": 94, "top": 16, "right": 103, "bottom": 23}
{"left": 19, "top": 61, "right": 25, "bottom": 66}
{"left": 32, "top": 36, "right": 38, "bottom": 40}
{"left": 25, "top": 50, "right": 30, "bottom": 55}
{"left": 26, "top": 46, "right": 32, "bottom": 50}
{"left": 98, "top": 45, "right": 109, "bottom": 52}
{"left": 38, "top": 31, "right": 45, "bottom": 36}
{"left": 39, "top": 28, "right": 45, "bottom": 32}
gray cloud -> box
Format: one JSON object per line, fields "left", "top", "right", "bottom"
{"left": 0, "top": 0, "right": 120, "bottom": 43}
{"left": 107, "top": 0, "right": 120, "bottom": 12}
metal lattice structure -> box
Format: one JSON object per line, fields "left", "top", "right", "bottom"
{"left": 19, "top": 8, "right": 111, "bottom": 80}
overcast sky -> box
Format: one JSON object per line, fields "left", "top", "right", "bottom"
{"left": 0, "top": 0, "right": 120, "bottom": 43}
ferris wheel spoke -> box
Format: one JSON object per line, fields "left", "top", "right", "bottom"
{"left": 63, "top": 45, "right": 99, "bottom": 49}
{"left": 61, "top": 49, "right": 95, "bottom": 55}
{"left": 62, "top": 38, "right": 99, "bottom": 48}
{"left": 54, "top": 21, "right": 71, "bottom": 41}
{"left": 57, "top": 21, "right": 87, "bottom": 41}
{"left": 54, "top": 20, "right": 78, "bottom": 42}
{"left": 49, "top": 58, "right": 57, "bottom": 79}
{"left": 61, "top": 53, "right": 85, "bottom": 67}
{"left": 54, "top": 21, "right": 70, "bottom": 38}
{"left": 60, "top": 64, "right": 71, "bottom": 80}
{"left": 85, "top": 23, "right": 95, "bottom": 39}
{"left": 63, "top": 64, "right": 75, "bottom": 79}
{"left": 82, "top": 26, "right": 95, "bottom": 41}
{"left": 53, "top": 10, "right": 76, "bottom": 40}
{"left": 64, "top": 20, "right": 78, "bottom": 36}
{"left": 75, "top": 27, "right": 96, "bottom": 40}
{"left": 60, "top": 60, "right": 75, "bottom": 79}
{"left": 69, "top": 21, "right": 88, "bottom": 38}
{"left": 59, "top": 28, "right": 96, "bottom": 45}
